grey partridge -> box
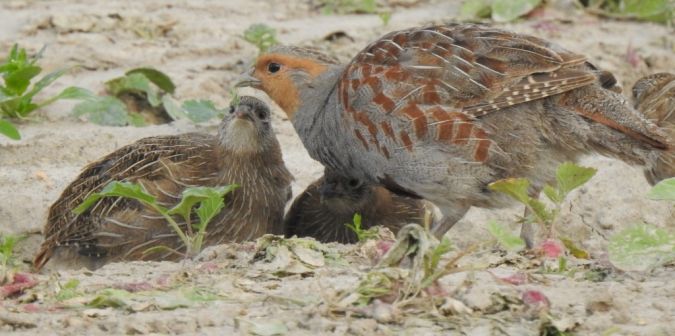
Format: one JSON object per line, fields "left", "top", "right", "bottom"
{"left": 236, "top": 23, "right": 670, "bottom": 241}
{"left": 632, "top": 72, "right": 675, "bottom": 184}
{"left": 284, "top": 170, "right": 427, "bottom": 243}
{"left": 34, "top": 96, "right": 293, "bottom": 270}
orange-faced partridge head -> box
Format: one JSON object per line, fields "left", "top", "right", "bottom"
{"left": 632, "top": 72, "right": 675, "bottom": 184}
{"left": 34, "top": 96, "right": 293, "bottom": 270}
{"left": 284, "top": 170, "right": 427, "bottom": 243}
{"left": 237, "top": 24, "right": 671, "bottom": 242}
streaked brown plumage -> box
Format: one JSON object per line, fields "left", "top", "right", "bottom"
{"left": 284, "top": 170, "right": 427, "bottom": 243}
{"left": 34, "top": 96, "right": 293, "bottom": 270}
{"left": 633, "top": 72, "right": 675, "bottom": 184}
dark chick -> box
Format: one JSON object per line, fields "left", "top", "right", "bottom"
{"left": 284, "top": 170, "right": 427, "bottom": 243}
{"left": 34, "top": 96, "right": 293, "bottom": 270}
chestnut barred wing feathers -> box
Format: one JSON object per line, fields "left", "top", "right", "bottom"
{"left": 339, "top": 25, "right": 591, "bottom": 115}
{"left": 337, "top": 24, "right": 666, "bottom": 164}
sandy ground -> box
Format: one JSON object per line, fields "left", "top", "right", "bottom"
{"left": 0, "top": 0, "right": 673, "bottom": 334}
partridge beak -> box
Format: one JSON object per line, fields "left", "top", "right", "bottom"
{"left": 233, "top": 106, "right": 255, "bottom": 122}
{"left": 235, "top": 68, "right": 261, "bottom": 89}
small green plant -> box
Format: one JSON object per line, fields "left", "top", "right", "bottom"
{"left": 489, "top": 162, "right": 597, "bottom": 239}
{"left": 0, "top": 44, "right": 88, "bottom": 139}
{"left": 608, "top": 224, "right": 675, "bottom": 272}
{"left": 460, "top": 0, "right": 542, "bottom": 22}
{"left": 56, "top": 279, "right": 81, "bottom": 301}
{"left": 243, "top": 24, "right": 279, "bottom": 54}
{"left": 350, "top": 224, "right": 474, "bottom": 305}
{"left": 647, "top": 177, "right": 675, "bottom": 201}
{"left": 318, "top": 0, "right": 377, "bottom": 14}
{"left": 73, "top": 67, "right": 226, "bottom": 126}
{"left": 487, "top": 220, "right": 526, "bottom": 252}
{"left": 581, "top": 0, "right": 673, "bottom": 25}
{"left": 604, "top": 179, "right": 675, "bottom": 272}
{"left": 378, "top": 11, "right": 392, "bottom": 26}
{"left": 0, "top": 233, "right": 25, "bottom": 281}
{"left": 75, "top": 181, "right": 238, "bottom": 258}
{"left": 345, "top": 213, "right": 378, "bottom": 242}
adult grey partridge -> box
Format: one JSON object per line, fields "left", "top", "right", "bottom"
{"left": 632, "top": 72, "right": 675, "bottom": 184}
{"left": 236, "top": 23, "right": 670, "bottom": 241}
{"left": 34, "top": 96, "right": 293, "bottom": 270}
{"left": 284, "top": 170, "right": 427, "bottom": 243}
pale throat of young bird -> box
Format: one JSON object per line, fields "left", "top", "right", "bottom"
{"left": 222, "top": 118, "right": 262, "bottom": 153}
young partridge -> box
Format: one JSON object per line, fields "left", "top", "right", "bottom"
{"left": 34, "top": 96, "right": 293, "bottom": 270}
{"left": 632, "top": 72, "right": 675, "bottom": 184}
{"left": 284, "top": 170, "right": 427, "bottom": 243}
{"left": 236, "top": 24, "right": 670, "bottom": 242}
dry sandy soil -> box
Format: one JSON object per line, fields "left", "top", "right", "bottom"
{"left": 0, "top": 0, "right": 673, "bottom": 335}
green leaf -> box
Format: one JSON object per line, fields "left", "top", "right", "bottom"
{"left": 647, "top": 177, "right": 675, "bottom": 201}
{"left": 620, "top": 0, "right": 672, "bottom": 23}
{"left": 427, "top": 237, "right": 453, "bottom": 273}
{"left": 195, "top": 196, "right": 225, "bottom": 230}
{"left": 23, "top": 67, "right": 69, "bottom": 102}
{"left": 127, "top": 112, "right": 147, "bottom": 127}
{"left": 0, "top": 119, "right": 20, "bottom": 140}
{"left": 74, "top": 181, "right": 158, "bottom": 215}
{"left": 0, "top": 95, "right": 35, "bottom": 118}
{"left": 527, "top": 198, "right": 553, "bottom": 223}
{"left": 555, "top": 162, "right": 596, "bottom": 198}
{"left": 56, "top": 279, "right": 81, "bottom": 301}
{"left": 488, "top": 177, "right": 531, "bottom": 205}
{"left": 72, "top": 96, "right": 130, "bottom": 126}
{"left": 105, "top": 73, "right": 161, "bottom": 107}
{"left": 3, "top": 65, "right": 41, "bottom": 95}
{"left": 168, "top": 185, "right": 237, "bottom": 226}
{"left": 378, "top": 11, "right": 392, "bottom": 26}
{"left": 561, "top": 237, "right": 590, "bottom": 259}
{"left": 182, "top": 99, "right": 224, "bottom": 123}
{"left": 161, "top": 95, "right": 188, "bottom": 121}
{"left": 460, "top": 0, "right": 493, "bottom": 19}
{"left": 87, "top": 288, "right": 133, "bottom": 309}
{"left": 542, "top": 184, "right": 562, "bottom": 204}
{"left": 487, "top": 220, "right": 525, "bottom": 251}
{"left": 34, "top": 86, "right": 95, "bottom": 111}
{"left": 344, "top": 213, "right": 378, "bottom": 242}
{"left": 491, "top": 0, "right": 541, "bottom": 22}
{"left": 126, "top": 68, "right": 176, "bottom": 94}
{"left": 243, "top": 24, "right": 279, "bottom": 53}
{"left": 51, "top": 86, "right": 95, "bottom": 100}
{"left": 608, "top": 224, "right": 675, "bottom": 272}
{"left": 0, "top": 234, "right": 25, "bottom": 265}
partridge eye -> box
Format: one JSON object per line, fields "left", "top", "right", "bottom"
{"left": 267, "top": 62, "right": 281, "bottom": 74}
{"left": 347, "top": 179, "right": 361, "bottom": 188}
{"left": 257, "top": 110, "right": 267, "bottom": 119}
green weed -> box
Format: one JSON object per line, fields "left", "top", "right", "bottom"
{"left": 345, "top": 213, "right": 379, "bottom": 242}
{"left": 0, "top": 233, "right": 26, "bottom": 281}
{"left": 488, "top": 162, "right": 596, "bottom": 243}
{"left": 0, "top": 44, "right": 88, "bottom": 139}
{"left": 460, "top": 0, "right": 542, "bottom": 22}
{"left": 243, "top": 24, "right": 278, "bottom": 54}
{"left": 73, "top": 67, "right": 226, "bottom": 126}
{"left": 74, "top": 181, "right": 238, "bottom": 258}
{"left": 582, "top": 0, "right": 673, "bottom": 25}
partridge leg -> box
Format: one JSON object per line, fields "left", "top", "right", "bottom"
{"left": 430, "top": 204, "right": 470, "bottom": 239}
